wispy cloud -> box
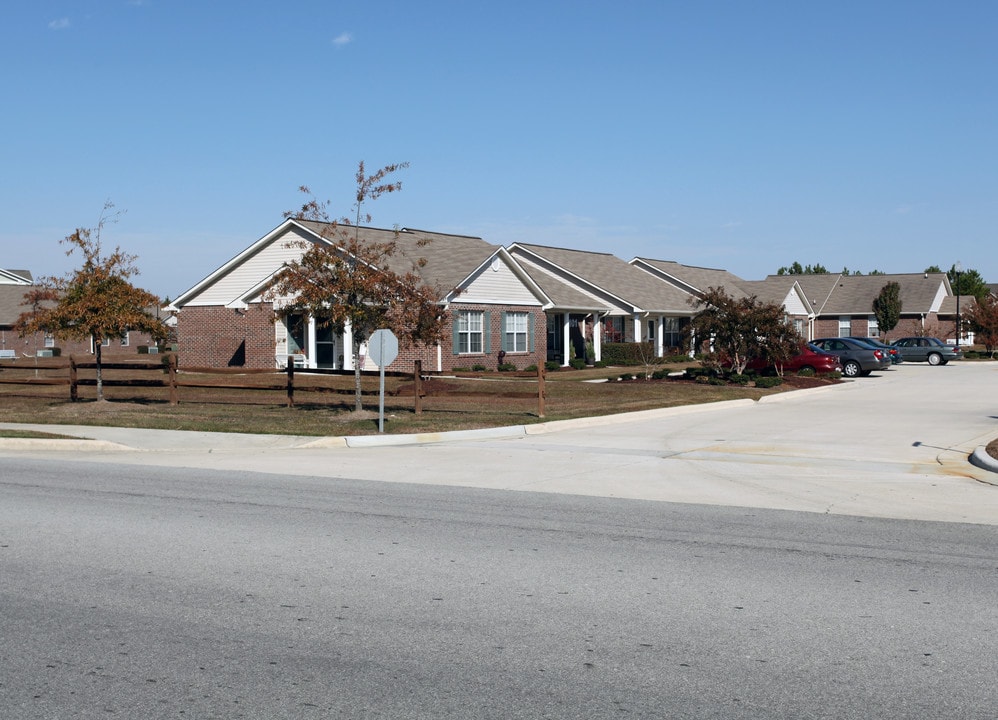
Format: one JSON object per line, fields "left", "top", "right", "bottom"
{"left": 332, "top": 32, "right": 352, "bottom": 46}
{"left": 721, "top": 220, "right": 742, "bottom": 229}
{"left": 48, "top": 17, "right": 70, "bottom": 30}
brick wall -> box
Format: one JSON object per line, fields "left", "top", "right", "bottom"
{"left": 0, "top": 328, "right": 158, "bottom": 359}
{"left": 175, "top": 303, "right": 549, "bottom": 372}
{"left": 439, "top": 305, "right": 547, "bottom": 372}
{"left": 813, "top": 313, "right": 950, "bottom": 341}
{"left": 176, "top": 303, "right": 276, "bottom": 369}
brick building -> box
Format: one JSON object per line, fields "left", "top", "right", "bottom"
{"left": 167, "top": 220, "right": 551, "bottom": 373}
{"left": 0, "top": 268, "right": 161, "bottom": 360}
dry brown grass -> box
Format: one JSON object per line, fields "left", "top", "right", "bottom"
{"left": 0, "top": 358, "right": 832, "bottom": 437}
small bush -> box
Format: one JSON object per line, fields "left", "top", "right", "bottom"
{"left": 797, "top": 367, "right": 815, "bottom": 377}
{"left": 755, "top": 376, "right": 783, "bottom": 388}
{"left": 452, "top": 366, "right": 470, "bottom": 372}
{"left": 523, "top": 364, "right": 538, "bottom": 373}
{"left": 472, "top": 364, "right": 488, "bottom": 372}
{"left": 497, "top": 363, "right": 517, "bottom": 372}
{"left": 728, "top": 373, "right": 751, "bottom": 385}
{"left": 569, "top": 358, "right": 587, "bottom": 370}
{"left": 544, "top": 361, "right": 561, "bottom": 372}
{"left": 593, "top": 360, "right": 608, "bottom": 368}
{"left": 619, "top": 373, "right": 635, "bottom": 381}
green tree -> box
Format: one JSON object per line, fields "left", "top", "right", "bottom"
{"left": 273, "top": 161, "right": 447, "bottom": 412}
{"left": 14, "top": 203, "right": 166, "bottom": 400}
{"left": 872, "top": 281, "right": 902, "bottom": 339}
{"left": 687, "top": 287, "right": 801, "bottom": 375}
{"left": 947, "top": 264, "right": 989, "bottom": 302}
{"left": 963, "top": 294, "right": 998, "bottom": 358}
{"left": 777, "top": 262, "right": 829, "bottom": 275}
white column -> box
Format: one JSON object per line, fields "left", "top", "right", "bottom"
{"left": 307, "top": 316, "right": 317, "bottom": 369}
{"left": 656, "top": 316, "right": 665, "bottom": 357}
{"left": 632, "top": 315, "right": 642, "bottom": 343}
{"left": 562, "top": 314, "right": 571, "bottom": 366}
{"left": 342, "top": 320, "right": 354, "bottom": 371}
{"left": 593, "top": 314, "right": 602, "bottom": 362}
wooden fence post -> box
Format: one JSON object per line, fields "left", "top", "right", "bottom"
{"left": 286, "top": 361, "right": 295, "bottom": 408}
{"left": 69, "top": 356, "right": 78, "bottom": 402}
{"left": 168, "top": 354, "right": 178, "bottom": 405}
{"left": 537, "top": 362, "right": 545, "bottom": 418}
{"left": 414, "top": 359, "right": 423, "bottom": 415}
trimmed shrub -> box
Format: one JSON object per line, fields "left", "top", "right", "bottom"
{"left": 497, "top": 363, "right": 517, "bottom": 372}
{"left": 472, "top": 364, "right": 488, "bottom": 372}
{"left": 524, "top": 364, "right": 538, "bottom": 373}
{"left": 600, "top": 342, "right": 657, "bottom": 366}
{"left": 728, "top": 373, "right": 751, "bottom": 385}
{"left": 569, "top": 358, "right": 587, "bottom": 370}
{"left": 544, "top": 360, "right": 561, "bottom": 372}
{"left": 755, "top": 376, "right": 783, "bottom": 388}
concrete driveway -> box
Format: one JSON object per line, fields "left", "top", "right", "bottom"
{"left": 2, "top": 362, "right": 997, "bottom": 524}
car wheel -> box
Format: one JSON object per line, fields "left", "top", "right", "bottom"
{"left": 927, "top": 353, "right": 942, "bottom": 366}
{"left": 800, "top": 365, "right": 815, "bottom": 374}
{"left": 940, "top": 360, "right": 948, "bottom": 365}
{"left": 843, "top": 360, "right": 861, "bottom": 377}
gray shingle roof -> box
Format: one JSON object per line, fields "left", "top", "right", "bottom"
{"left": 511, "top": 244, "right": 693, "bottom": 313}
{"left": 820, "top": 273, "right": 947, "bottom": 314}
{"left": 296, "top": 222, "right": 501, "bottom": 293}
{"left": 632, "top": 258, "right": 750, "bottom": 298}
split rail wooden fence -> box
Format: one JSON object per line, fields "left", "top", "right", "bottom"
{"left": 0, "top": 356, "right": 547, "bottom": 417}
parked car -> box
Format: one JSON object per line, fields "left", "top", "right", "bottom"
{"left": 742, "top": 343, "right": 843, "bottom": 375}
{"left": 890, "top": 337, "right": 962, "bottom": 365}
{"left": 810, "top": 337, "right": 892, "bottom": 377}
{"left": 845, "top": 337, "right": 903, "bottom": 364}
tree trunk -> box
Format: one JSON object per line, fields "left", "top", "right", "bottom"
{"left": 95, "top": 341, "right": 104, "bottom": 401}
{"left": 353, "top": 338, "right": 363, "bottom": 412}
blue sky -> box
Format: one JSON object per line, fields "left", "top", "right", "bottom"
{"left": 3, "top": 1, "right": 996, "bottom": 298}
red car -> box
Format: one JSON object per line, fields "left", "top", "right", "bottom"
{"left": 743, "top": 343, "right": 843, "bottom": 375}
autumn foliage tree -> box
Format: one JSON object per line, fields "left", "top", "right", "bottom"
{"left": 272, "top": 162, "right": 448, "bottom": 411}
{"left": 14, "top": 202, "right": 166, "bottom": 400}
{"left": 963, "top": 293, "right": 998, "bottom": 358}
{"left": 687, "top": 287, "right": 802, "bottom": 375}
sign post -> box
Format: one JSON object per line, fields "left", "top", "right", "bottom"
{"left": 368, "top": 328, "right": 399, "bottom": 433}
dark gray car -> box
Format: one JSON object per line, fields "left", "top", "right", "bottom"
{"left": 810, "top": 337, "right": 892, "bottom": 377}
{"left": 890, "top": 337, "right": 963, "bottom": 365}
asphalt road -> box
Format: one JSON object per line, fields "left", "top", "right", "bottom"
{"left": 2, "top": 460, "right": 996, "bottom": 719}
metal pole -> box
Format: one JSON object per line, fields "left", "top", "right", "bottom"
{"left": 378, "top": 334, "right": 386, "bottom": 433}
{"left": 955, "top": 261, "right": 962, "bottom": 349}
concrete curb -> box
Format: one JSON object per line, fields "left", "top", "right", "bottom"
{"left": 970, "top": 446, "right": 998, "bottom": 481}
{"left": 0, "top": 438, "right": 134, "bottom": 452}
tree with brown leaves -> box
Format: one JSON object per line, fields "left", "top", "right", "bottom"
{"left": 14, "top": 202, "right": 166, "bottom": 401}
{"left": 687, "top": 287, "right": 801, "bottom": 375}
{"left": 963, "top": 293, "right": 998, "bottom": 358}
{"left": 273, "top": 162, "right": 447, "bottom": 412}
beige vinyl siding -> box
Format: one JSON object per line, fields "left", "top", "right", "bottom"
{"left": 459, "top": 258, "right": 542, "bottom": 305}
{"left": 783, "top": 288, "right": 808, "bottom": 315}
{"left": 183, "top": 228, "right": 311, "bottom": 306}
